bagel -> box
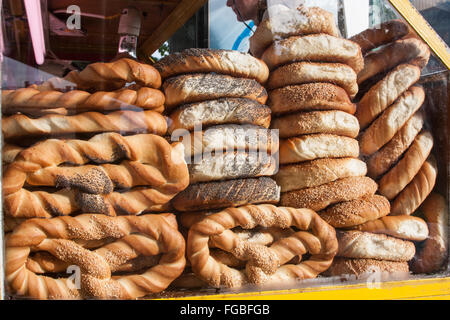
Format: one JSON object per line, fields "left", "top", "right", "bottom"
{"left": 319, "top": 195, "right": 390, "bottom": 228}
{"left": 410, "top": 193, "right": 449, "bottom": 274}
{"left": 356, "top": 64, "right": 421, "bottom": 130}
{"left": 279, "top": 134, "right": 359, "bottom": 165}
{"left": 269, "top": 83, "right": 356, "bottom": 116}
{"left": 188, "top": 151, "right": 277, "bottom": 184}
{"left": 378, "top": 131, "right": 434, "bottom": 200}
{"left": 275, "top": 158, "right": 367, "bottom": 192}
{"left": 367, "top": 112, "right": 424, "bottom": 179}
{"left": 154, "top": 48, "right": 269, "bottom": 83}
{"left": 261, "top": 34, "right": 364, "bottom": 73}
{"left": 337, "top": 230, "right": 416, "bottom": 262}
{"left": 326, "top": 258, "right": 409, "bottom": 278}
{"left": 280, "top": 176, "right": 378, "bottom": 212}
{"left": 271, "top": 110, "right": 359, "bottom": 139}
{"left": 163, "top": 74, "right": 268, "bottom": 111}
{"left": 171, "top": 177, "right": 280, "bottom": 212}
{"left": 357, "top": 38, "right": 430, "bottom": 85}
{"left": 168, "top": 98, "right": 271, "bottom": 134}
{"left": 360, "top": 86, "right": 425, "bottom": 156}
{"left": 349, "top": 20, "right": 410, "bottom": 55}
{"left": 267, "top": 62, "right": 358, "bottom": 97}
{"left": 391, "top": 156, "right": 437, "bottom": 216}
{"left": 249, "top": 5, "right": 340, "bottom": 58}
{"left": 349, "top": 215, "right": 429, "bottom": 241}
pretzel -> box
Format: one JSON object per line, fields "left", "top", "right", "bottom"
{"left": 2, "top": 87, "right": 165, "bottom": 116}
{"left": 187, "top": 204, "right": 338, "bottom": 288}
{"left": 5, "top": 214, "right": 186, "bottom": 299}
{"left": 3, "top": 132, "right": 189, "bottom": 217}
{"left": 2, "top": 110, "right": 168, "bottom": 139}
{"left": 35, "top": 58, "right": 162, "bottom": 91}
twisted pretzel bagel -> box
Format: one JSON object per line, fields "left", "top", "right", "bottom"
{"left": 356, "top": 64, "right": 421, "bottom": 130}
{"left": 269, "top": 83, "right": 356, "bottom": 116}
{"left": 249, "top": 5, "right": 340, "bottom": 58}
{"left": 267, "top": 62, "right": 358, "bottom": 98}
{"left": 275, "top": 158, "right": 367, "bottom": 192}
{"left": 5, "top": 214, "right": 186, "bottom": 299}
{"left": 154, "top": 48, "right": 269, "bottom": 84}
{"left": 367, "top": 112, "right": 424, "bottom": 179}
{"left": 348, "top": 215, "right": 429, "bottom": 241}
{"left": 357, "top": 38, "right": 430, "bottom": 85}
{"left": 280, "top": 176, "right": 378, "bottom": 212}
{"left": 171, "top": 177, "right": 280, "bottom": 212}
{"left": 261, "top": 34, "right": 364, "bottom": 73}
{"left": 327, "top": 258, "right": 409, "bottom": 278}
{"left": 2, "top": 110, "right": 168, "bottom": 139}
{"left": 349, "top": 20, "right": 410, "bottom": 55}
{"left": 163, "top": 73, "right": 268, "bottom": 111}
{"left": 168, "top": 98, "right": 271, "bottom": 134}
{"left": 271, "top": 110, "right": 360, "bottom": 139}
{"left": 336, "top": 230, "right": 416, "bottom": 262}
{"left": 391, "top": 156, "right": 437, "bottom": 216}
{"left": 410, "top": 193, "right": 449, "bottom": 274}
{"left": 378, "top": 130, "right": 434, "bottom": 200}
{"left": 2, "top": 87, "right": 165, "bottom": 116}
{"left": 319, "top": 195, "right": 390, "bottom": 228}
{"left": 187, "top": 204, "right": 338, "bottom": 288}
{"left": 360, "top": 86, "right": 425, "bottom": 156}
{"left": 279, "top": 134, "right": 359, "bottom": 165}
{"left": 35, "top": 58, "right": 162, "bottom": 91}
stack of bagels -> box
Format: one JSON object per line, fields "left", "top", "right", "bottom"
{"left": 155, "top": 49, "right": 280, "bottom": 214}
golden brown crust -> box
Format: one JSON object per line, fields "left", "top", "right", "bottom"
{"left": 280, "top": 176, "right": 378, "bottom": 212}
{"left": 279, "top": 134, "right": 359, "bottom": 165}
{"left": 336, "top": 230, "right": 416, "bottom": 262}
{"left": 378, "top": 131, "right": 433, "bottom": 200}
{"left": 319, "top": 195, "right": 390, "bottom": 228}
{"left": 163, "top": 73, "right": 268, "bottom": 111}
{"left": 168, "top": 98, "right": 271, "bottom": 134}
{"left": 269, "top": 83, "right": 356, "bottom": 116}
{"left": 187, "top": 204, "right": 338, "bottom": 288}
{"left": 326, "top": 257, "right": 409, "bottom": 278}
{"left": 171, "top": 177, "right": 280, "bottom": 212}
{"left": 391, "top": 156, "right": 437, "bottom": 216}
{"left": 275, "top": 158, "right": 367, "bottom": 192}
{"left": 2, "top": 143, "right": 23, "bottom": 165}
{"left": 261, "top": 34, "right": 364, "bottom": 73}
{"left": 271, "top": 110, "right": 360, "bottom": 139}
{"left": 267, "top": 62, "right": 358, "bottom": 97}
{"left": 154, "top": 48, "right": 269, "bottom": 83}
{"left": 410, "top": 193, "right": 449, "bottom": 274}
{"left": 360, "top": 86, "right": 425, "bottom": 156}
{"left": 2, "top": 110, "right": 168, "bottom": 139}
{"left": 5, "top": 214, "right": 185, "bottom": 299}
{"left": 367, "top": 112, "right": 424, "bottom": 179}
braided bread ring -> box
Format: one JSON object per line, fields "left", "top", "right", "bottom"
{"left": 378, "top": 131, "right": 433, "bottom": 200}
{"left": 5, "top": 214, "right": 185, "bottom": 299}
{"left": 2, "top": 87, "right": 165, "bottom": 116}
{"left": 349, "top": 215, "right": 429, "bottom": 241}
{"left": 154, "top": 49, "right": 269, "bottom": 83}
{"left": 187, "top": 204, "right": 337, "bottom": 288}
{"left": 391, "top": 156, "right": 437, "bottom": 216}
{"left": 410, "top": 193, "right": 449, "bottom": 274}
{"left": 2, "top": 110, "right": 168, "bottom": 139}
{"left": 35, "top": 58, "right": 161, "bottom": 91}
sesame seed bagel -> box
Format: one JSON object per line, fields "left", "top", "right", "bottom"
{"left": 269, "top": 83, "right": 356, "bottom": 116}
{"left": 267, "top": 62, "right": 358, "bottom": 98}
{"left": 280, "top": 176, "right": 378, "bottom": 212}
{"left": 275, "top": 158, "right": 367, "bottom": 192}
{"left": 336, "top": 230, "right": 416, "bottom": 262}
{"left": 326, "top": 257, "right": 409, "bottom": 278}
{"left": 319, "top": 195, "right": 390, "bottom": 228}
{"left": 279, "top": 134, "right": 359, "bottom": 165}
{"left": 271, "top": 110, "right": 360, "bottom": 139}
{"left": 154, "top": 48, "right": 269, "bottom": 84}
